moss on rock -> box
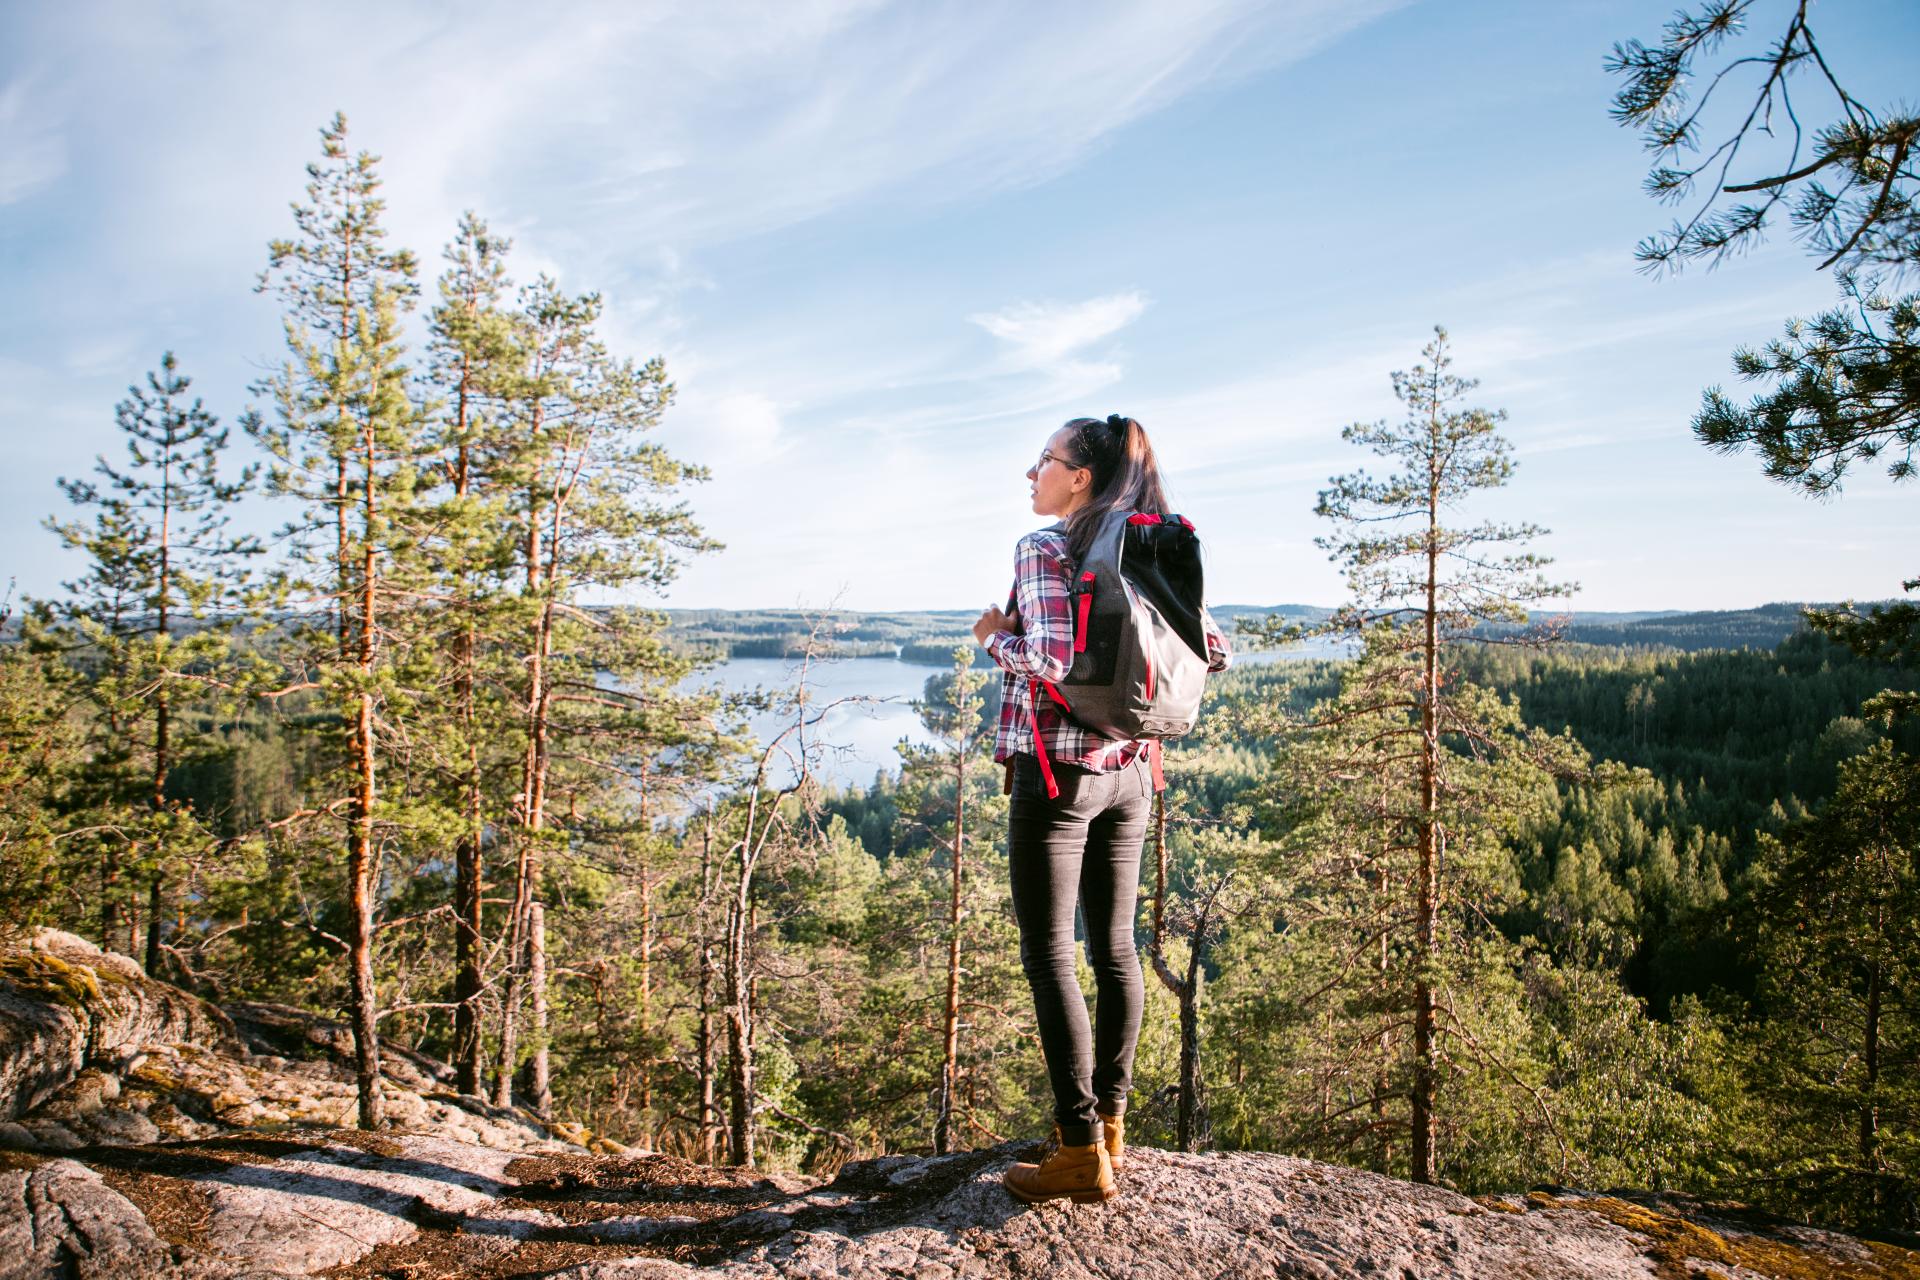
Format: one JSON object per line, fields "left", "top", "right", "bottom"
{"left": 1534, "top": 1193, "right": 1920, "bottom": 1280}
{"left": 0, "top": 951, "right": 103, "bottom": 1011}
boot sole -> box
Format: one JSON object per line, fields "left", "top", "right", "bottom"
{"left": 1005, "top": 1182, "right": 1120, "bottom": 1205}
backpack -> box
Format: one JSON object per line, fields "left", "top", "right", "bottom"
{"left": 1015, "top": 508, "right": 1215, "bottom": 798}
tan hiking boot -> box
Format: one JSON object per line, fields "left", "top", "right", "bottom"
{"left": 1003, "top": 1135, "right": 1117, "bottom": 1205}
{"left": 1098, "top": 1110, "right": 1126, "bottom": 1172}
{"left": 1047, "top": 1115, "right": 1127, "bottom": 1172}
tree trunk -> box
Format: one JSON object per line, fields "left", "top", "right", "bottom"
{"left": 334, "top": 454, "right": 356, "bottom": 662}
{"left": 452, "top": 607, "right": 485, "bottom": 1095}
{"left": 144, "top": 876, "right": 162, "bottom": 977}
{"left": 697, "top": 810, "right": 718, "bottom": 1165}
{"left": 935, "top": 749, "right": 966, "bottom": 1155}
{"left": 100, "top": 854, "right": 119, "bottom": 954}
{"left": 724, "top": 840, "right": 756, "bottom": 1167}
{"left": 528, "top": 901, "right": 551, "bottom": 1118}
{"left": 1861, "top": 959, "right": 1882, "bottom": 1179}
{"left": 1409, "top": 414, "right": 1443, "bottom": 1186}
{"left": 149, "top": 469, "right": 172, "bottom": 979}
{"left": 492, "top": 856, "right": 527, "bottom": 1109}
{"left": 517, "top": 475, "right": 557, "bottom": 1116}
{"left": 448, "top": 351, "right": 485, "bottom": 1098}
{"left": 1374, "top": 863, "right": 1392, "bottom": 1172}
{"left": 724, "top": 912, "right": 754, "bottom": 1167}
{"left": 453, "top": 812, "right": 483, "bottom": 1096}
{"left": 637, "top": 860, "right": 654, "bottom": 1121}
{"left": 1177, "top": 943, "right": 1209, "bottom": 1151}
{"left": 636, "top": 770, "right": 654, "bottom": 1132}
{"left": 346, "top": 432, "right": 384, "bottom": 1129}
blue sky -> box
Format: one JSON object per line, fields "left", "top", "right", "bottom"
{"left": 3, "top": 0, "right": 1916, "bottom": 613}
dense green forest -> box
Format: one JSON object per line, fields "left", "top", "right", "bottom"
{"left": 2, "top": 90, "right": 1916, "bottom": 1243}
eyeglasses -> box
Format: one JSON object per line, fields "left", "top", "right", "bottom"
{"left": 1037, "top": 448, "right": 1086, "bottom": 472}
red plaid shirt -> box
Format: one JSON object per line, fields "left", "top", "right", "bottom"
{"left": 984, "top": 526, "right": 1231, "bottom": 770}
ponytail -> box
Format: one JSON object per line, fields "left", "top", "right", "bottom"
{"left": 1060, "top": 414, "right": 1170, "bottom": 564}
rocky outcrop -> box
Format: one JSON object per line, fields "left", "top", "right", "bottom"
{"left": 1, "top": 930, "right": 1914, "bottom": 1280}
{"left": 0, "top": 930, "right": 239, "bottom": 1122}
{"left": 3, "top": 1135, "right": 1916, "bottom": 1279}
{"left": 0, "top": 930, "right": 584, "bottom": 1156}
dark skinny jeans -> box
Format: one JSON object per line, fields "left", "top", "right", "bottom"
{"left": 1007, "top": 750, "right": 1152, "bottom": 1146}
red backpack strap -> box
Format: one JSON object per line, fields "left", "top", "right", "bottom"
{"left": 1148, "top": 740, "right": 1166, "bottom": 792}
{"left": 1026, "top": 681, "right": 1060, "bottom": 799}
{"left": 1074, "top": 571, "right": 1094, "bottom": 653}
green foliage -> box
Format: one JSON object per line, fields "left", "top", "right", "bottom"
{"left": 1743, "top": 740, "right": 1920, "bottom": 1228}
{"left": 0, "top": 628, "right": 82, "bottom": 944}
{"left": 1696, "top": 276, "right": 1919, "bottom": 496}
{"left": 1609, "top": 3, "right": 1919, "bottom": 727}
{"left": 1607, "top": 1, "right": 1918, "bottom": 277}
{"left": 26, "top": 349, "right": 259, "bottom": 962}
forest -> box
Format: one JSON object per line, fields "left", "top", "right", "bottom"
{"left": 4, "top": 1, "right": 1919, "bottom": 1242}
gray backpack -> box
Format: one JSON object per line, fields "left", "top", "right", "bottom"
{"left": 1019, "top": 509, "right": 1215, "bottom": 795}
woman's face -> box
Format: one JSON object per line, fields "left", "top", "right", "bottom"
{"left": 1027, "top": 424, "right": 1091, "bottom": 517}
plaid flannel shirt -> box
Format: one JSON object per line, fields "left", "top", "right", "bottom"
{"left": 984, "top": 526, "right": 1232, "bottom": 770}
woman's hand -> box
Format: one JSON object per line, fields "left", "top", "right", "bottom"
{"left": 973, "top": 603, "right": 1017, "bottom": 646}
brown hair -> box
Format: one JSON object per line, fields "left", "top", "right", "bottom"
{"left": 1058, "top": 414, "right": 1170, "bottom": 564}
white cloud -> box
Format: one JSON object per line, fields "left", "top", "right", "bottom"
{"left": 0, "top": 77, "right": 65, "bottom": 205}
{"left": 4, "top": 0, "right": 1411, "bottom": 277}
{"left": 671, "top": 387, "right": 785, "bottom": 462}
{"left": 970, "top": 292, "right": 1149, "bottom": 369}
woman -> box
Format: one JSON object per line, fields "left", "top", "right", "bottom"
{"left": 972, "top": 414, "right": 1230, "bottom": 1205}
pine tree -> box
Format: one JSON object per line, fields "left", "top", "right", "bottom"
{"left": 897, "top": 646, "right": 991, "bottom": 1155}
{"left": 1283, "top": 326, "right": 1588, "bottom": 1184}
{"left": 423, "top": 212, "right": 524, "bottom": 1097}
{"left": 488, "top": 272, "right": 715, "bottom": 1114}
{"left": 38, "top": 353, "right": 256, "bottom": 963}
{"left": 1748, "top": 738, "right": 1920, "bottom": 1228}
{"left": 250, "top": 112, "right": 426, "bottom": 1129}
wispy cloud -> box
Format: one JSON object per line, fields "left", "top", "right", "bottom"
{"left": 0, "top": 77, "right": 65, "bottom": 205}
{"left": 2, "top": 0, "right": 1411, "bottom": 278}
{"left": 970, "top": 292, "right": 1149, "bottom": 369}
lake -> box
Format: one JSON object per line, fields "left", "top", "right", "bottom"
{"left": 677, "top": 637, "right": 1346, "bottom": 792}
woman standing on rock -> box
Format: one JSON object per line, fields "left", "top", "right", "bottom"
{"left": 972, "top": 415, "right": 1230, "bottom": 1205}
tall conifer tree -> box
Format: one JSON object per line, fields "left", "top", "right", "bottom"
{"left": 424, "top": 212, "right": 524, "bottom": 1096}
{"left": 1270, "top": 327, "right": 1588, "bottom": 1183}
{"left": 897, "top": 646, "right": 991, "bottom": 1155}
{"left": 251, "top": 112, "right": 426, "bottom": 1128}
{"left": 490, "top": 274, "right": 714, "bottom": 1113}
{"left": 40, "top": 353, "right": 256, "bottom": 963}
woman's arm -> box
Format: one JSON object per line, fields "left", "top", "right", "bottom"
{"left": 983, "top": 533, "right": 1073, "bottom": 683}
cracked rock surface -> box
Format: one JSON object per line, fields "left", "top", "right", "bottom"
{"left": 0, "top": 1158, "right": 223, "bottom": 1280}
{"left": 2, "top": 931, "right": 1916, "bottom": 1279}
{"left": 9, "top": 1136, "right": 1912, "bottom": 1280}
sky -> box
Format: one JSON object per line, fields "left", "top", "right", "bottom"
{"left": 3, "top": 0, "right": 1916, "bottom": 614}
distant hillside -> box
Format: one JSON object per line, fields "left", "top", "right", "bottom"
{"left": 1509, "top": 602, "right": 1898, "bottom": 653}
{"left": 8, "top": 602, "right": 1879, "bottom": 665}
{"left": 664, "top": 608, "right": 980, "bottom": 663}
{"left": 662, "top": 601, "right": 1908, "bottom": 663}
